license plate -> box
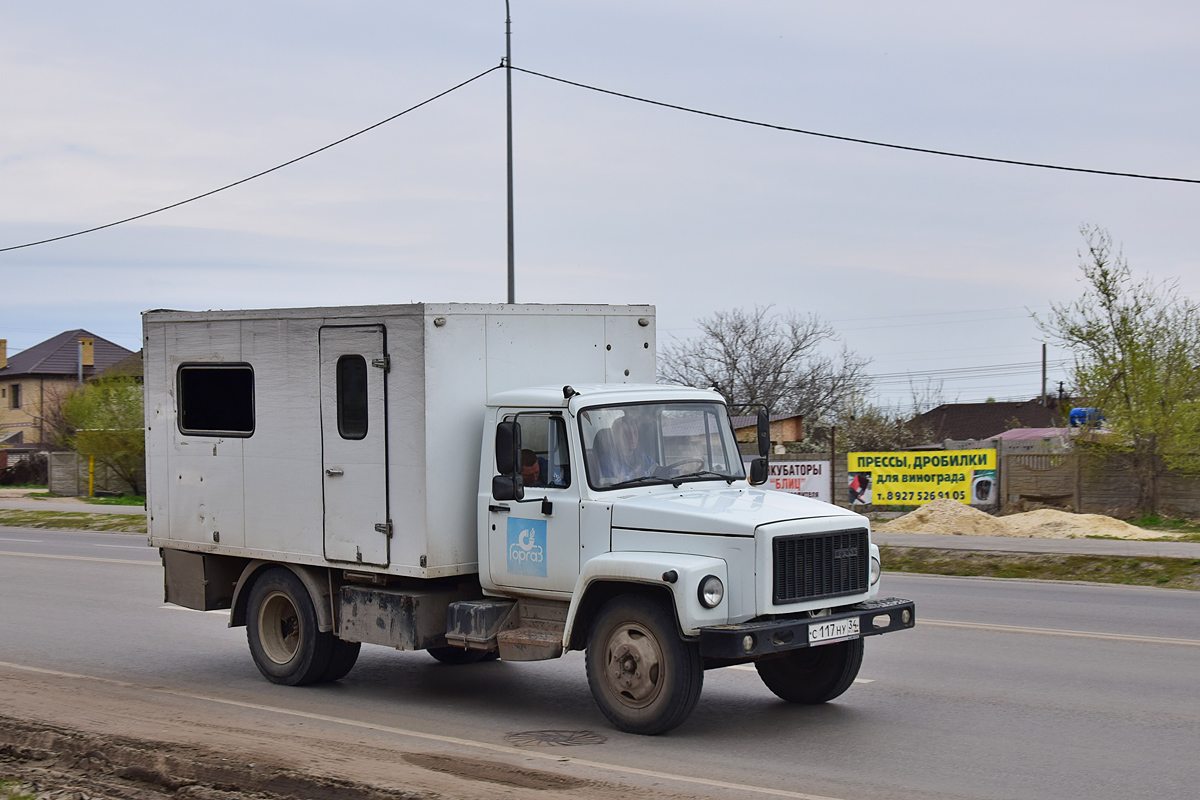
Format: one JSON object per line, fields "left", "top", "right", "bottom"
{"left": 808, "top": 617, "right": 860, "bottom": 646}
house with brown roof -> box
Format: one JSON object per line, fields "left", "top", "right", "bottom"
{"left": 910, "top": 399, "right": 1065, "bottom": 444}
{"left": 0, "top": 331, "right": 135, "bottom": 451}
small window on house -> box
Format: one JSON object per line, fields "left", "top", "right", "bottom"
{"left": 9, "top": 384, "right": 19, "bottom": 410}
{"left": 177, "top": 364, "right": 254, "bottom": 436}
{"left": 336, "top": 355, "right": 368, "bottom": 440}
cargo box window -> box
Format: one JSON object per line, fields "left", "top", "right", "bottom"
{"left": 336, "top": 355, "right": 368, "bottom": 439}
{"left": 177, "top": 364, "right": 254, "bottom": 436}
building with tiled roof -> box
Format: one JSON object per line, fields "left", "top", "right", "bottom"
{"left": 0, "top": 330, "right": 134, "bottom": 450}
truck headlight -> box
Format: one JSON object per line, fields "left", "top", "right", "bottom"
{"left": 870, "top": 556, "right": 881, "bottom": 586}
{"left": 698, "top": 575, "right": 724, "bottom": 608}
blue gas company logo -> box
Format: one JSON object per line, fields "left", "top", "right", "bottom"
{"left": 507, "top": 517, "right": 547, "bottom": 577}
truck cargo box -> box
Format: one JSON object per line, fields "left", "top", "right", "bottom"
{"left": 143, "top": 303, "right": 656, "bottom": 578}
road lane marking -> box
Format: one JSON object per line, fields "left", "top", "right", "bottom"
{"left": 921, "top": 618, "right": 1200, "bottom": 647}
{"left": 0, "top": 551, "right": 156, "bottom": 566}
{"left": 94, "top": 544, "right": 152, "bottom": 550}
{"left": 0, "top": 538, "right": 42, "bottom": 543}
{"left": 0, "top": 660, "right": 848, "bottom": 800}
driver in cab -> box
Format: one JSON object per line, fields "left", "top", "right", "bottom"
{"left": 609, "top": 415, "right": 656, "bottom": 484}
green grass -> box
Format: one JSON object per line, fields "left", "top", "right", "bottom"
{"left": 1125, "top": 513, "right": 1200, "bottom": 542}
{"left": 26, "top": 491, "right": 144, "bottom": 506}
{"left": 0, "top": 780, "right": 36, "bottom": 800}
{"left": 83, "top": 494, "right": 145, "bottom": 506}
{"left": 882, "top": 546, "right": 1200, "bottom": 590}
{"left": 0, "top": 508, "right": 146, "bottom": 534}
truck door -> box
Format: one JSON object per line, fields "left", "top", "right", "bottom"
{"left": 320, "top": 325, "right": 389, "bottom": 566}
{"left": 488, "top": 411, "right": 580, "bottom": 594}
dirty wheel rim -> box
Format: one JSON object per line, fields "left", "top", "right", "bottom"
{"left": 603, "top": 621, "right": 664, "bottom": 709}
{"left": 259, "top": 590, "right": 301, "bottom": 665}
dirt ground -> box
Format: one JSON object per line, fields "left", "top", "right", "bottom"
{"left": 874, "top": 498, "right": 1164, "bottom": 539}
{"left": 0, "top": 668, "right": 710, "bottom": 800}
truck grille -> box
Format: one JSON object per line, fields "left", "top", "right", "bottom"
{"left": 772, "top": 529, "right": 869, "bottom": 604}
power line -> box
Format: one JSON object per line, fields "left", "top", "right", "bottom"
{"left": 870, "top": 358, "right": 1070, "bottom": 380}
{"left": 9, "top": 61, "right": 1194, "bottom": 258}
{"left": 513, "top": 66, "right": 1200, "bottom": 185}
{"left": 0, "top": 65, "right": 502, "bottom": 254}
{"left": 868, "top": 359, "right": 1071, "bottom": 387}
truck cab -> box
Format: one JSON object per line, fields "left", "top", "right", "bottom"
{"left": 450, "top": 383, "right": 913, "bottom": 733}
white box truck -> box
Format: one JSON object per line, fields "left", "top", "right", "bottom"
{"left": 144, "top": 302, "right": 914, "bottom": 735}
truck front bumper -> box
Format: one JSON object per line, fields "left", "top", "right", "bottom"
{"left": 698, "top": 596, "right": 915, "bottom": 659}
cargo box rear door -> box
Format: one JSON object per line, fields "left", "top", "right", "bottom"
{"left": 319, "top": 324, "right": 389, "bottom": 566}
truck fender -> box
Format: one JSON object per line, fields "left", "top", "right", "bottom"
{"left": 563, "top": 552, "right": 729, "bottom": 649}
{"left": 229, "top": 560, "right": 335, "bottom": 633}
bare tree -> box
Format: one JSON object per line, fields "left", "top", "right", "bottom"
{"left": 659, "top": 306, "right": 870, "bottom": 420}
{"left": 908, "top": 378, "right": 949, "bottom": 418}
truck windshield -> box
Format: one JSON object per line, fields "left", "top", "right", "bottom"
{"left": 579, "top": 401, "right": 746, "bottom": 490}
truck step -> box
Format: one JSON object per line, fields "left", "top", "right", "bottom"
{"left": 444, "top": 597, "right": 569, "bottom": 660}
{"left": 496, "top": 626, "right": 565, "bottom": 661}
{"left": 445, "top": 599, "right": 516, "bottom": 650}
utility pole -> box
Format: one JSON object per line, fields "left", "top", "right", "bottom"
{"left": 505, "top": 1, "right": 515, "bottom": 304}
{"left": 1040, "top": 343, "right": 1047, "bottom": 406}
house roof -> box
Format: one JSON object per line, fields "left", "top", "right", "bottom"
{"left": 1, "top": 330, "right": 134, "bottom": 379}
{"left": 98, "top": 349, "right": 144, "bottom": 379}
{"left": 990, "top": 427, "right": 1071, "bottom": 441}
{"left": 912, "top": 400, "right": 1064, "bottom": 442}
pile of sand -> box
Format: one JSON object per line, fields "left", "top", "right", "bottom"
{"left": 879, "top": 499, "right": 1008, "bottom": 537}
{"left": 876, "top": 498, "right": 1160, "bottom": 539}
{"left": 1000, "top": 508, "right": 1162, "bottom": 539}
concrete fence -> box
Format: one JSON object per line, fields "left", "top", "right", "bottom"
{"left": 1002, "top": 452, "right": 1200, "bottom": 516}
{"left": 740, "top": 444, "right": 1200, "bottom": 516}
{"left": 47, "top": 451, "right": 144, "bottom": 497}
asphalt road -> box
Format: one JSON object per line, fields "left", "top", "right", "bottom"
{"left": 1, "top": 526, "right": 1198, "bottom": 800}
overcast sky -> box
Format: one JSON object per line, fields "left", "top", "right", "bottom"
{"left": 3, "top": 2, "right": 1198, "bottom": 408}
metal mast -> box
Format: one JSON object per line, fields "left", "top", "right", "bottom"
{"left": 505, "top": 1, "right": 515, "bottom": 304}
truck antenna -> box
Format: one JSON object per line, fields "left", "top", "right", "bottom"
{"left": 505, "top": 1, "right": 516, "bottom": 304}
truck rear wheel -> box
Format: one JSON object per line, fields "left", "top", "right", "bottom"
{"left": 321, "top": 638, "right": 361, "bottom": 682}
{"left": 585, "top": 595, "right": 703, "bottom": 735}
{"left": 246, "top": 567, "right": 335, "bottom": 685}
{"left": 754, "top": 638, "right": 864, "bottom": 704}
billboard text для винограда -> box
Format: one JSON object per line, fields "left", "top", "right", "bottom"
{"left": 845, "top": 450, "right": 997, "bottom": 506}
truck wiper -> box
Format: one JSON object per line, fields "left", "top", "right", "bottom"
{"left": 670, "top": 470, "right": 735, "bottom": 488}
{"left": 607, "top": 475, "right": 668, "bottom": 490}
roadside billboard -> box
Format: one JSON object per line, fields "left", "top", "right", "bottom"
{"left": 744, "top": 459, "right": 831, "bottom": 502}
{"left": 846, "top": 450, "right": 997, "bottom": 506}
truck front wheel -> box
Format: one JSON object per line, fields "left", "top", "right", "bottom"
{"left": 585, "top": 595, "right": 703, "bottom": 735}
{"left": 246, "top": 567, "right": 336, "bottom": 685}
{"left": 754, "top": 638, "right": 864, "bottom": 704}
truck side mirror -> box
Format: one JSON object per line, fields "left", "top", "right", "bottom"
{"left": 749, "top": 457, "right": 768, "bottom": 486}
{"left": 493, "top": 421, "right": 525, "bottom": 501}
{"left": 492, "top": 474, "right": 525, "bottom": 501}
{"left": 495, "top": 421, "right": 521, "bottom": 475}
{"left": 756, "top": 408, "right": 771, "bottom": 459}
